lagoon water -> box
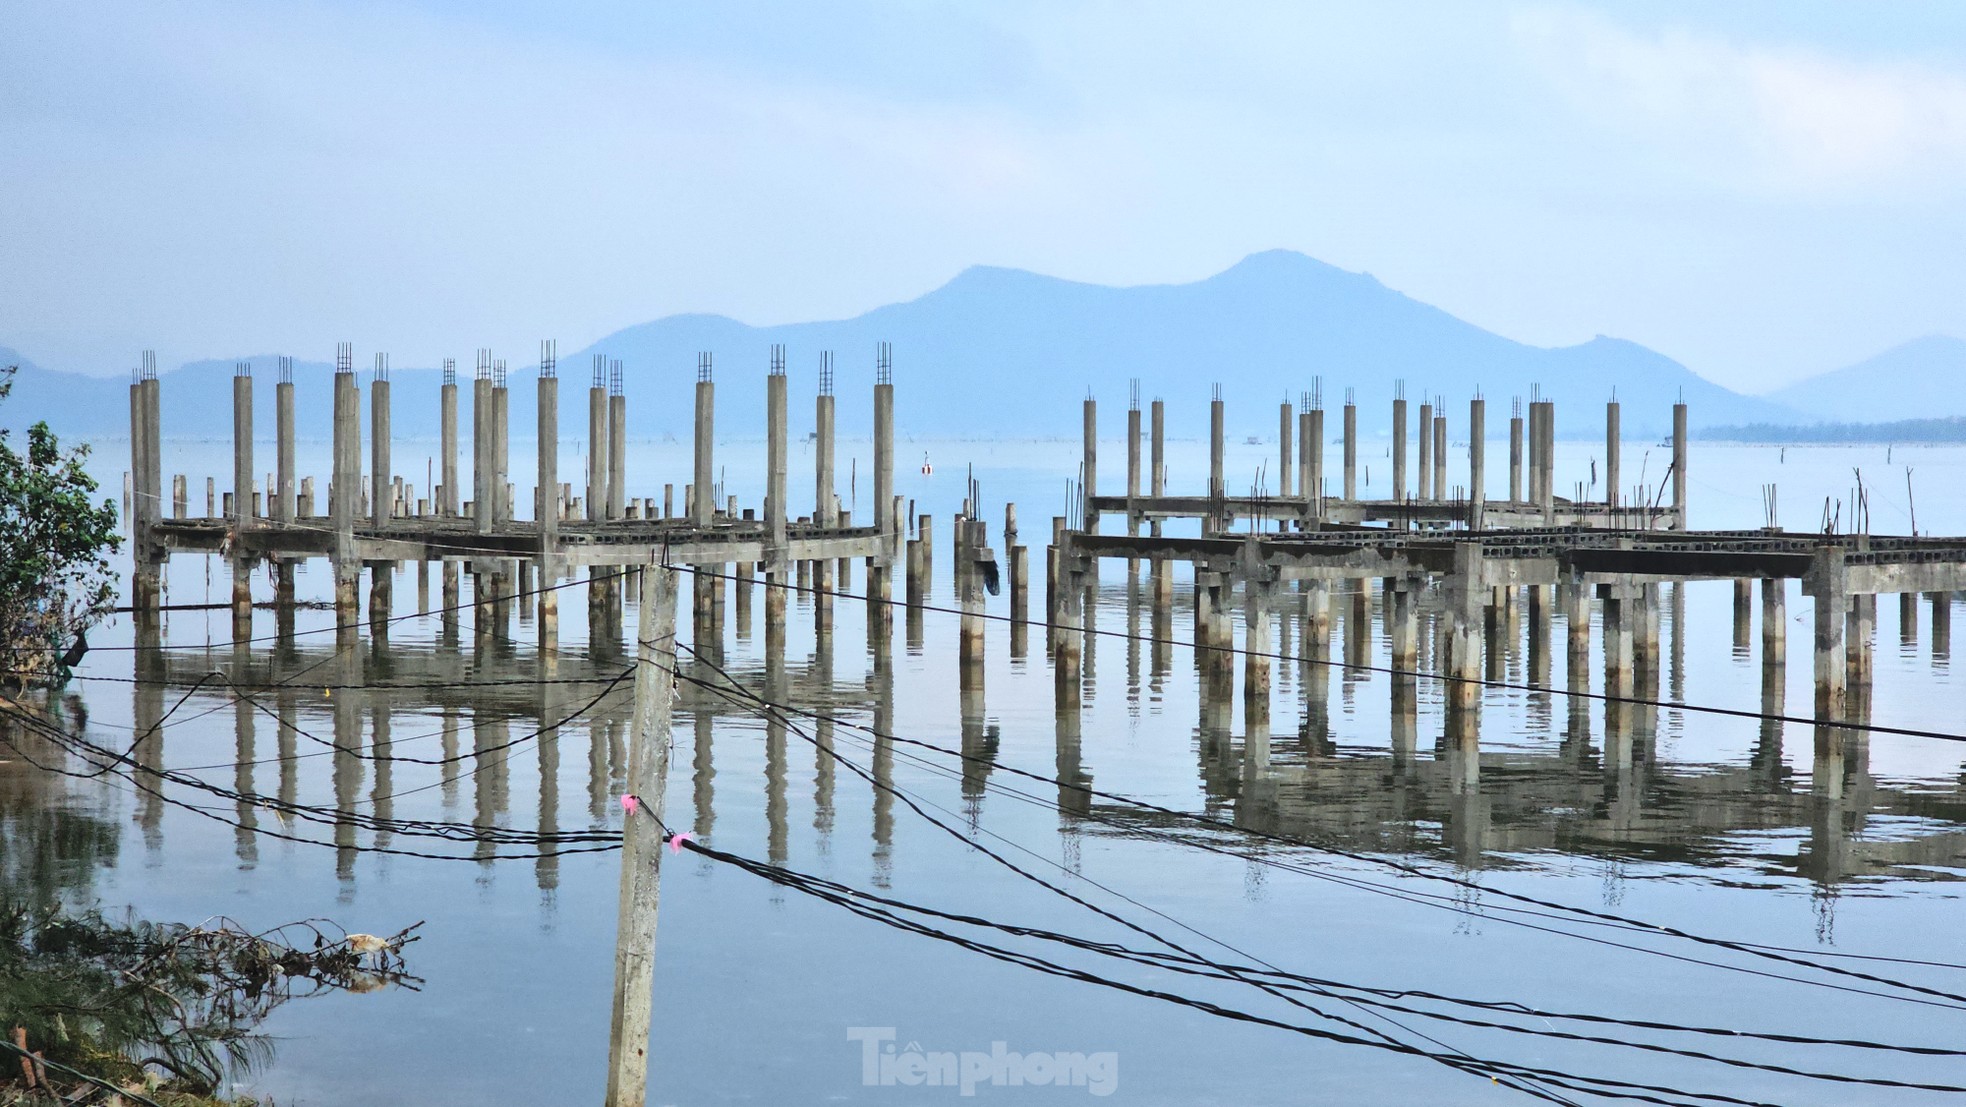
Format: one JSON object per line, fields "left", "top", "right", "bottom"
{"left": 9, "top": 433, "right": 1966, "bottom": 1105}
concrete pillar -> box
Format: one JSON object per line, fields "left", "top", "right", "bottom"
{"left": 608, "top": 390, "right": 627, "bottom": 520}
{"left": 538, "top": 372, "right": 559, "bottom": 624}
{"left": 370, "top": 376, "right": 390, "bottom": 526}
{"left": 1083, "top": 397, "right": 1099, "bottom": 534}
{"left": 1810, "top": 548, "right": 1847, "bottom": 719}
{"left": 761, "top": 373, "right": 788, "bottom": 572}
{"left": 1390, "top": 581, "right": 1417, "bottom": 670}
{"left": 1126, "top": 402, "right": 1142, "bottom": 547}
{"left": 587, "top": 376, "right": 608, "bottom": 522}
{"left": 1277, "top": 400, "right": 1293, "bottom": 503}
{"left": 1244, "top": 571, "right": 1274, "bottom": 714}
{"left": 1672, "top": 401, "right": 1689, "bottom": 526}
{"left": 332, "top": 367, "right": 362, "bottom": 625}
{"left": 1602, "top": 584, "right": 1633, "bottom": 698}
{"left": 1416, "top": 400, "right": 1432, "bottom": 501}
{"left": 694, "top": 375, "right": 714, "bottom": 526}
{"left": 1306, "top": 405, "right": 1325, "bottom": 515}
{"left": 1733, "top": 578, "right": 1754, "bottom": 655}
{"left": 1467, "top": 397, "right": 1485, "bottom": 529}
{"left": 1933, "top": 593, "right": 1953, "bottom": 658}
{"left": 1508, "top": 407, "right": 1524, "bottom": 504}
{"left": 440, "top": 372, "right": 458, "bottom": 516}
{"left": 1432, "top": 412, "right": 1447, "bottom": 505}
{"left": 1209, "top": 395, "right": 1225, "bottom": 525}
{"left": 1847, "top": 593, "right": 1874, "bottom": 688}
{"left": 474, "top": 374, "right": 492, "bottom": 534}
{"left": 1762, "top": 578, "right": 1786, "bottom": 665}
{"left": 1342, "top": 401, "right": 1357, "bottom": 501}
{"left": 874, "top": 376, "right": 894, "bottom": 561}
{"left": 1900, "top": 591, "right": 1919, "bottom": 645}
{"left": 1392, "top": 396, "right": 1408, "bottom": 505}
{"left": 492, "top": 376, "right": 509, "bottom": 523}
{"left": 1605, "top": 400, "right": 1620, "bottom": 518}
{"left": 1445, "top": 543, "right": 1484, "bottom": 734}
{"left": 276, "top": 377, "right": 295, "bottom": 522}
{"left": 816, "top": 389, "right": 836, "bottom": 527}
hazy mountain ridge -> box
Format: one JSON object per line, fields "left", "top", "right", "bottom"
{"left": 5, "top": 250, "right": 1798, "bottom": 441}
{"left": 1765, "top": 335, "right": 1966, "bottom": 423}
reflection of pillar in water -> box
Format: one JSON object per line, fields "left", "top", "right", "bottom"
{"left": 233, "top": 653, "right": 258, "bottom": 868}
{"left": 765, "top": 614, "right": 788, "bottom": 865}
{"left": 132, "top": 614, "right": 166, "bottom": 848}
{"left": 277, "top": 680, "right": 300, "bottom": 817}
{"left": 871, "top": 662, "right": 895, "bottom": 886}
{"left": 1752, "top": 651, "right": 1787, "bottom": 789}
{"left": 1150, "top": 591, "right": 1172, "bottom": 692}
{"left": 536, "top": 681, "right": 562, "bottom": 894}
{"left": 586, "top": 711, "right": 610, "bottom": 822}
{"left": 960, "top": 682, "right": 995, "bottom": 804}
{"left": 370, "top": 695, "right": 394, "bottom": 853}
{"left": 1125, "top": 577, "right": 1141, "bottom": 708}
{"left": 734, "top": 562, "right": 753, "bottom": 642}
{"left": 813, "top": 626, "right": 836, "bottom": 844}
{"left": 333, "top": 648, "right": 364, "bottom": 882}
{"left": 1390, "top": 672, "right": 1417, "bottom": 768}
{"left": 1055, "top": 669, "right": 1090, "bottom": 821}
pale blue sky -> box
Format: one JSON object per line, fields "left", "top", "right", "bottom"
{"left": 5, "top": 1, "right": 1966, "bottom": 391}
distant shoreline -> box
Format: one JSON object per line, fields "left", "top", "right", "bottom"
{"left": 1699, "top": 416, "right": 1966, "bottom": 444}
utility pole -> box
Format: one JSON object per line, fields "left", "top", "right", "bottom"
{"left": 605, "top": 560, "right": 678, "bottom": 1107}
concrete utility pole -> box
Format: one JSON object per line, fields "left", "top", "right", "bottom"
{"left": 605, "top": 562, "right": 678, "bottom": 1107}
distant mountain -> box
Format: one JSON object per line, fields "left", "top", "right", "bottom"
{"left": 4, "top": 250, "right": 1797, "bottom": 442}
{"left": 1765, "top": 335, "right": 1966, "bottom": 423}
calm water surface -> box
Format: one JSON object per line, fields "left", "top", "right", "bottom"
{"left": 8, "top": 436, "right": 1966, "bottom": 1105}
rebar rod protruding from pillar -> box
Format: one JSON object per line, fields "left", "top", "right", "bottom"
{"left": 608, "top": 361, "right": 626, "bottom": 521}
{"left": 440, "top": 359, "right": 458, "bottom": 517}
{"left": 1392, "top": 390, "right": 1408, "bottom": 507}
{"left": 370, "top": 355, "right": 391, "bottom": 526}
{"left": 693, "top": 353, "right": 714, "bottom": 526}
{"left": 587, "top": 355, "right": 608, "bottom": 523}
{"left": 816, "top": 350, "right": 836, "bottom": 527}
{"left": 873, "top": 344, "right": 895, "bottom": 562}
{"left": 1468, "top": 395, "right": 1485, "bottom": 529}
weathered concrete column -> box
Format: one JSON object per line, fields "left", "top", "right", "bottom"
{"left": 1389, "top": 580, "right": 1417, "bottom": 670}
{"left": 1847, "top": 593, "right": 1874, "bottom": 688}
{"left": 1432, "top": 411, "right": 1447, "bottom": 505}
{"left": 1671, "top": 401, "right": 1689, "bottom": 526}
{"left": 1083, "top": 396, "right": 1099, "bottom": 534}
{"left": 1416, "top": 399, "right": 1433, "bottom": 501}
{"left": 1010, "top": 543, "right": 1029, "bottom": 626}
{"left": 370, "top": 371, "right": 391, "bottom": 525}
{"left": 874, "top": 368, "right": 895, "bottom": 562}
{"left": 1392, "top": 395, "right": 1408, "bottom": 505}
{"left": 1809, "top": 547, "right": 1847, "bottom": 720}
{"left": 766, "top": 367, "right": 788, "bottom": 559}
{"left": 608, "top": 384, "right": 627, "bottom": 521}
{"left": 1209, "top": 393, "right": 1225, "bottom": 527}
{"left": 1445, "top": 543, "right": 1485, "bottom": 737}
{"left": 1762, "top": 578, "right": 1786, "bottom": 665}
{"left": 1305, "top": 404, "right": 1325, "bottom": 516}
{"left": 918, "top": 514, "right": 934, "bottom": 595}
{"left": 332, "top": 361, "right": 362, "bottom": 626}
{"left": 958, "top": 519, "right": 988, "bottom": 672}
{"left": 1467, "top": 397, "right": 1485, "bottom": 529}
{"left": 1565, "top": 572, "right": 1590, "bottom": 663}
{"left": 492, "top": 371, "right": 509, "bottom": 523}
{"left": 816, "top": 384, "right": 836, "bottom": 528}
{"left": 538, "top": 364, "right": 560, "bottom": 626}
{"left": 1605, "top": 399, "right": 1621, "bottom": 518}
{"left": 1537, "top": 400, "right": 1557, "bottom": 520}
{"left": 586, "top": 364, "right": 608, "bottom": 522}
{"left": 1508, "top": 403, "right": 1524, "bottom": 505}
{"left": 1056, "top": 547, "right": 1085, "bottom": 684}
{"left": 1243, "top": 569, "right": 1275, "bottom": 717}
{"left": 1601, "top": 583, "right": 1634, "bottom": 698}
{"left": 1125, "top": 399, "right": 1142, "bottom": 556}
{"left": 1733, "top": 578, "right": 1754, "bottom": 655}
{"left": 693, "top": 364, "right": 714, "bottom": 526}
{"left": 440, "top": 363, "right": 458, "bottom": 516}
{"left": 1900, "top": 591, "right": 1919, "bottom": 645}
{"left": 1342, "top": 400, "right": 1357, "bottom": 501}
{"left": 474, "top": 370, "right": 493, "bottom": 534}
{"left": 1277, "top": 400, "right": 1293, "bottom": 505}
{"left": 275, "top": 371, "right": 295, "bottom": 522}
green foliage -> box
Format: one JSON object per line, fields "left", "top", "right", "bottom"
{"left": 0, "top": 365, "right": 120, "bottom": 680}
